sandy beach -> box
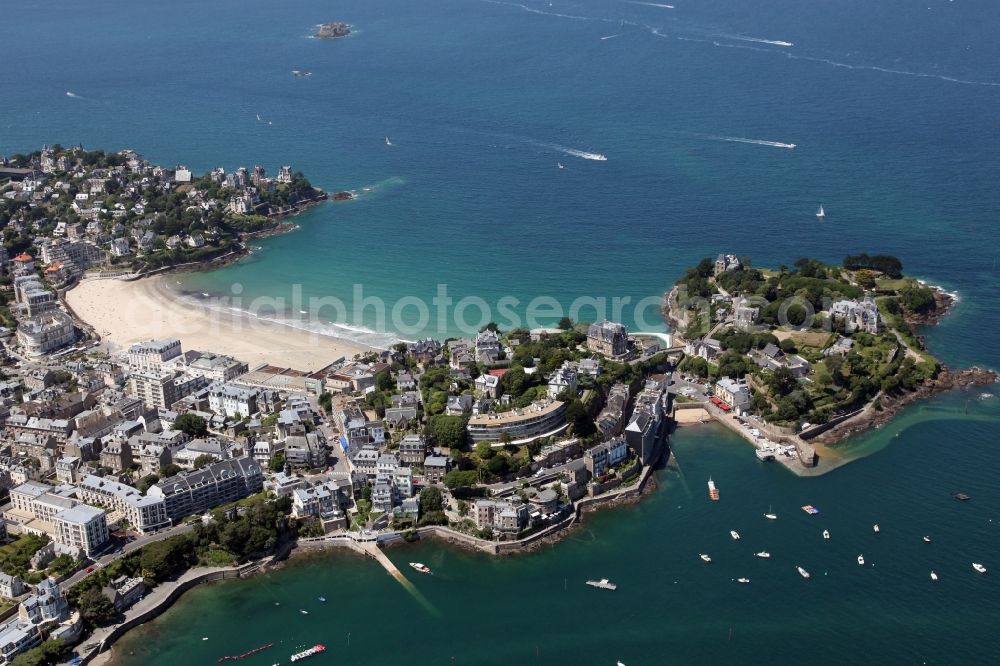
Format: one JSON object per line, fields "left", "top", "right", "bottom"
{"left": 65, "top": 276, "right": 372, "bottom": 371}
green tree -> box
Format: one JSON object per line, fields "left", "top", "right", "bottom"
{"left": 486, "top": 454, "right": 510, "bottom": 477}
{"left": 443, "top": 470, "right": 479, "bottom": 490}
{"left": 78, "top": 587, "right": 118, "bottom": 627}
{"left": 565, "top": 399, "right": 595, "bottom": 438}
{"left": 192, "top": 454, "right": 215, "bottom": 469}
{"left": 557, "top": 316, "right": 573, "bottom": 330}
{"left": 140, "top": 534, "right": 194, "bottom": 581}
{"left": 269, "top": 453, "right": 286, "bottom": 472}
{"left": 136, "top": 474, "right": 159, "bottom": 493}
{"left": 768, "top": 367, "right": 798, "bottom": 397}
{"left": 175, "top": 413, "right": 208, "bottom": 437}
{"left": 161, "top": 463, "right": 182, "bottom": 477}
{"left": 419, "top": 487, "right": 444, "bottom": 515}
{"left": 10, "top": 639, "right": 70, "bottom": 666}
{"left": 426, "top": 415, "right": 469, "bottom": 450}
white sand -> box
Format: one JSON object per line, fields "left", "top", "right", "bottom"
{"left": 65, "top": 275, "right": 372, "bottom": 371}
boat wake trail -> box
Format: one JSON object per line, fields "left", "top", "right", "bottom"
{"left": 479, "top": 0, "right": 591, "bottom": 20}
{"left": 622, "top": 0, "right": 675, "bottom": 8}
{"left": 717, "top": 33, "right": 793, "bottom": 47}
{"left": 703, "top": 135, "right": 797, "bottom": 150}
{"left": 601, "top": 33, "right": 624, "bottom": 40}
{"left": 65, "top": 91, "right": 88, "bottom": 100}
{"left": 537, "top": 142, "right": 608, "bottom": 161}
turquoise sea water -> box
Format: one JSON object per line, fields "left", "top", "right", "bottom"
{"left": 5, "top": 0, "right": 1000, "bottom": 662}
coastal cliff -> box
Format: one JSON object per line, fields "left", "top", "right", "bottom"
{"left": 316, "top": 22, "right": 351, "bottom": 39}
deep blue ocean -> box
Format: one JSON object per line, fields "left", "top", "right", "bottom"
{"left": 5, "top": 1, "right": 1000, "bottom": 663}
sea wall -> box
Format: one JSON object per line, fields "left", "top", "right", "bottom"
{"left": 79, "top": 565, "right": 253, "bottom": 665}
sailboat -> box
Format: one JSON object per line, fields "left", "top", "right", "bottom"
{"left": 816, "top": 204, "right": 825, "bottom": 220}
{"left": 764, "top": 505, "right": 777, "bottom": 520}
{"left": 557, "top": 162, "right": 565, "bottom": 169}
{"left": 385, "top": 136, "right": 393, "bottom": 146}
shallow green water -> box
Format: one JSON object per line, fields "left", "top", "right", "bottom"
{"left": 114, "top": 389, "right": 1000, "bottom": 666}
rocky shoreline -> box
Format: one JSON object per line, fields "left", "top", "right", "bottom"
{"left": 905, "top": 286, "right": 956, "bottom": 327}
{"left": 810, "top": 366, "right": 998, "bottom": 445}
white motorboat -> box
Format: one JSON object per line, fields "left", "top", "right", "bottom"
{"left": 730, "top": 530, "right": 741, "bottom": 540}
{"left": 873, "top": 524, "right": 880, "bottom": 533}
{"left": 930, "top": 571, "right": 939, "bottom": 581}
{"left": 700, "top": 554, "right": 712, "bottom": 563}
{"left": 973, "top": 563, "right": 987, "bottom": 574}
{"left": 755, "top": 551, "right": 771, "bottom": 559}
{"left": 858, "top": 555, "right": 865, "bottom": 566}
{"left": 822, "top": 529, "right": 830, "bottom": 540}
{"left": 736, "top": 577, "right": 750, "bottom": 584}
{"left": 797, "top": 566, "right": 810, "bottom": 579}
{"left": 409, "top": 562, "right": 431, "bottom": 574}
{"left": 923, "top": 536, "right": 932, "bottom": 543}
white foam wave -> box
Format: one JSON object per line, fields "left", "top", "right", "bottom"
{"left": 538, "top": 142, "right": 608, "bottom": 161}
{"left": 186, "top": 292, "right": 402, "bottom": 350}
{"left": 351, "top": 176, "right": 406, "bottom": 197}
{"left": 704, "top": 135, "right": 796, "bottom": 150}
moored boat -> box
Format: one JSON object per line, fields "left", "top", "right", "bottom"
{"left": 755, "top": 551, "right": 770, "bottom": 559}
{"left": 290, "top": 645, "right": 326, "bottom": 662}
{"left": 923, "top": 536, "right": 932, "bottom": 543}
{"left": 973, "top": 563, "right": 987, "bottom": 574}
{"left": 822, "top": 529, "right": 830, "bottom": 540}
{"left": 700, "top": 554, "right": 712, "bottom": 563}
{"left": 736, "top": 577, "right": 750, "bottom": 584}
{"left": 858, "top": 555, "right": 865, "bottom": 566}
{"left": 873, "top": 524, "right": 880, "bottom": 534}
{"left": 730, "top": 530, "right": 741, "bottom": 540}
{"left": 708, "top": 478, "right": 719, "bottom": 501}
{"left": 409, "top": 562, "right": 431, "bottom": 574}
{"left": 797, "top": 566, "right": 811, "bottom": 579}
{"left": 930, "top": 571, "right": 939, "bottom": 581}
{"left": 585, "top": 578, "right": 617, "bottom": 591}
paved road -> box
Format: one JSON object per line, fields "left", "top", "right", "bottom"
{"left": 60, "top": 523, "right": 195, "bottom": 590}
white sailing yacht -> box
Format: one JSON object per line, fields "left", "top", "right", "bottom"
{"left": 816, "top": 205, "right": 825, "bottom": 220}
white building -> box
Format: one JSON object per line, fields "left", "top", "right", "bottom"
{"left": 208, "top": 383, "right": 259, "bottom": 418}
{"left": 54, "top": 504, "right": 109, "bottom": 556}
{"left": 715, "top": 377, "right": 751, "bottom": 412}
{"left": 547, "top": 361, "right": 578, "bottom": 398}
{"left": 16, "top": 311, "right": 76, "bottom": 357}
{"left": 78, "top": 475, "right": 170, "bottom": 533}
{"left": 127, "top": 338, "right": 182, "bottom": 371}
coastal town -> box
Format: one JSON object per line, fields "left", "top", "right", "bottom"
{"left": 0, "top": 147, "right": 994, "bottom": 665}
{"left": 665, "top": 253, "right": 996, "bottom": 468}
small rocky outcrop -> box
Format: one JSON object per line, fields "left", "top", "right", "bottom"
{"left": 316, "top": 22, "right": 351, "bottom": 39}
